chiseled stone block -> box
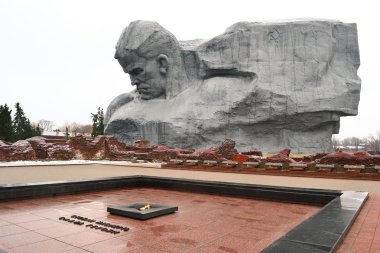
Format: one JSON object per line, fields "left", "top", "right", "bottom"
{"left": 105, "top": 19, "right": 361, "bottom": 153}
{"left": 344, "top": 165, "right": 365, "bottom": 171}
{"left": 264, "top": 162, "right": 283, "bottom": 170}
{"left": 288, "top": 163, "right": 308, "bottom": 171}
{"left": 221, "top": 161, "right": 239, "bottom": 167}
{"left": 168, "top": 159, "right": 184, "bottom": 165}
{"left": 316, "top": 164, "right": 335, "bottom": 168}
{"left": 316, "top": 164, "right": 335, "bottom": 172}
{"left": 184, "top": 160, "right": 200, "bottom": 166}
{"left": 242, "top": 161, "right": 260, "bottom": 167}
{"left": 202, "top": 160, "right": 218, "bottom": 166}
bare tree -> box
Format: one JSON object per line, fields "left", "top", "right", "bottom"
{"left": 332, "top": 136, "right": 341, "bottom": 150}
{"left": 350, "top": 137, "right": 361, "bottom": 152}
{"left": 58, "top": 121, "right": 71, "bottom": 136}
{"left": 342, "top": 138, "right": 350, "bottom": 147}
{"left": 70, "top": 122, "right": 81, "bottom": 136}
{"left": 38, "top": 119, "right": 54, "bottom": 133}
{"left": 340, "top": 131, "right": 380, "bottom": 153}
{"left": 366, "top": 134, "right": 380, "bottom": 152}
{"left": 79, "top": 124, "right": 92, "bottom": 135}
{"left": 58, "top": 122, "right": 92, "bottom": 137}
{"left": 341, "top": 136, "right": 364, "bottom": 151}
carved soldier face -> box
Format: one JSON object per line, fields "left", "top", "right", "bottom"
{"left": 118, "top": 52, "right": 169, "bottom": 100}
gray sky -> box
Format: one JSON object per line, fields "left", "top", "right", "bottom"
{"left": 0, "top": 0, "right": 379, "bottom": 139}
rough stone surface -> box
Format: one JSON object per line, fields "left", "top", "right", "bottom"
{"left": 46, "top": 145, "right": 75, "bottom": 160}
{"left": 1, "top": 140, "right": 37, "bottom": 161}
{"left": 232, "top": 154, "right": 250, "bottom": 163}
{"left": 149, "top": 145, "right": 181, "bottom": 161}
{"left": 318, "top": 151, "right": 380, "bottom": 166}
{"left": 2, "top": 136, "right": 380, "bottom": 167}
{"left": 301, "top": 152, "right": 330, "bottom": 163}
{"left": 26, "top": 136, "right": 50, "bottom": 159}
{"left": 134, "top": 140, "right": 150, "bottom": 148}
{"left": 0, "top": 135, "right": 121, "bottom": 161}
{"left": 25, "top": 136, "right": 75, "bottom": 160}
{"left": 0, "top": 140, "right": 10, "bottom": 161}
{"left": 198, "top": 139, "right": 238, "bottom": 161}
{"left": 105, "top": 19, "right": 361, "bottom": 153}
{"left": 241, "top": 150, "right": 263, "bottom": 157}
{"left": 67, "top": 135, "right": 133, "bottom": 160}
{"left": 265, "top": 148, "right": 296, "bottom": 164}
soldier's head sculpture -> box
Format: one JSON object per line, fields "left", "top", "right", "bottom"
{"left": 114, "top": 21, "right": 187, "bottom": 100}
{"left": 106, "top": 20, "right": 361, "bottom": 153}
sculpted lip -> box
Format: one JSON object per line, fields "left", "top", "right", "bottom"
{"left": 137, "top": 85, "right": 151, "bottom": 95}
{"left": 136, "top": 84, "right": 150, "bottom": 93}
{"left": 137, "top": 88, "right": 149, "bottom": 94}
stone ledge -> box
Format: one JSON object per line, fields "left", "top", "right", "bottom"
{"left": 343, "top": 165, "right": 365, "bottom": 170}
{"left": 168, "top": 159, "right": 184, "bottom": 165}
{"left": 264, "top": 163, "right": 283, "bottom": 170}
{"left": 289, "top": 163, "right": 308, "bottom": 168}
{"left": 242, "top": 161, "right": 260, "bottom": 167}
{"left": 185, "top": 160, "right": 200, "bottom": 163}
{"left": 316, "top": 164, "right": 335, "bottom": 168}
{"left": 202, "top": 160, "right": 218, "bottom": 166}
{"left": 221, "top": 161, "right": 238, "bottom": 164}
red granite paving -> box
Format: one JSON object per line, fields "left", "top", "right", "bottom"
{"left": 0, "top": 188, "right": 320, "bottom": 253}
{"left": 337, "top": 193, "right": 380, "bottom": 253}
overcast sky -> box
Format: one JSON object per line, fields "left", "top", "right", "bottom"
{"left": 0, "top": 0, "right": 379, "bottom": 139}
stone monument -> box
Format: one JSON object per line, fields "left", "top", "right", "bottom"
{"left": 105, "top": 19, "right": 360, "bottom": 153}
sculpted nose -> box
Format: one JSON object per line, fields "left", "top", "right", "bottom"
{"left": 132, "top": 79, "right": 140, "bottom": 86}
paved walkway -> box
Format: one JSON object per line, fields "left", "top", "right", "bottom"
{"left": 1, "top": 164, "right": 380, "bottom": 193}
{"left": 337, "top": 194, "right": 380, "bottom": 253}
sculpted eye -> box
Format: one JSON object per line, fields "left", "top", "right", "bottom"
{"left": 130, "top": 68, "right": 143, "bottom": 75}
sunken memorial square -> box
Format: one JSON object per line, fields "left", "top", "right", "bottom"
{"left": 105, "top": 19, "right": 361, "bottom": 153}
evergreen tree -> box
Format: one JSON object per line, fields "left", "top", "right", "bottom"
{"left": 97, "top": 107, "right": 104, "bottom": 135}
{"left": 0, "top": 104, "right": 14, "bottom": 141}
{"left": 91, "top": 112, "right": 98, "bottom": 137}
{"left": 36, "top": 124, "right": 42, "bottom": 135}
{"left": 91, "top": 107, "right": 104, "bottom": 137}
{"left": 12, "top": 102, "right": 39, "bottom": 140}
{"left": 12, "top": 102, "right": 27, "bottom": 140}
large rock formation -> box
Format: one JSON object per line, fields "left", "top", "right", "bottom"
{"left": 0, "top": 140, "right": 36, "bottom": 161}
{"left": 27, "top": 136, "right": 75, "bottom": 160}
{"left": 318, "top": 151, "right": 380, "bottom": 166}
{"left": 2, "top": 136, "right": 380, "bottom": 166}
{"left": 67, "top": 135, "right": 134, "bottom": 160}
{"left": 105, "top": 19, "right": 361, "bottom": 153}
